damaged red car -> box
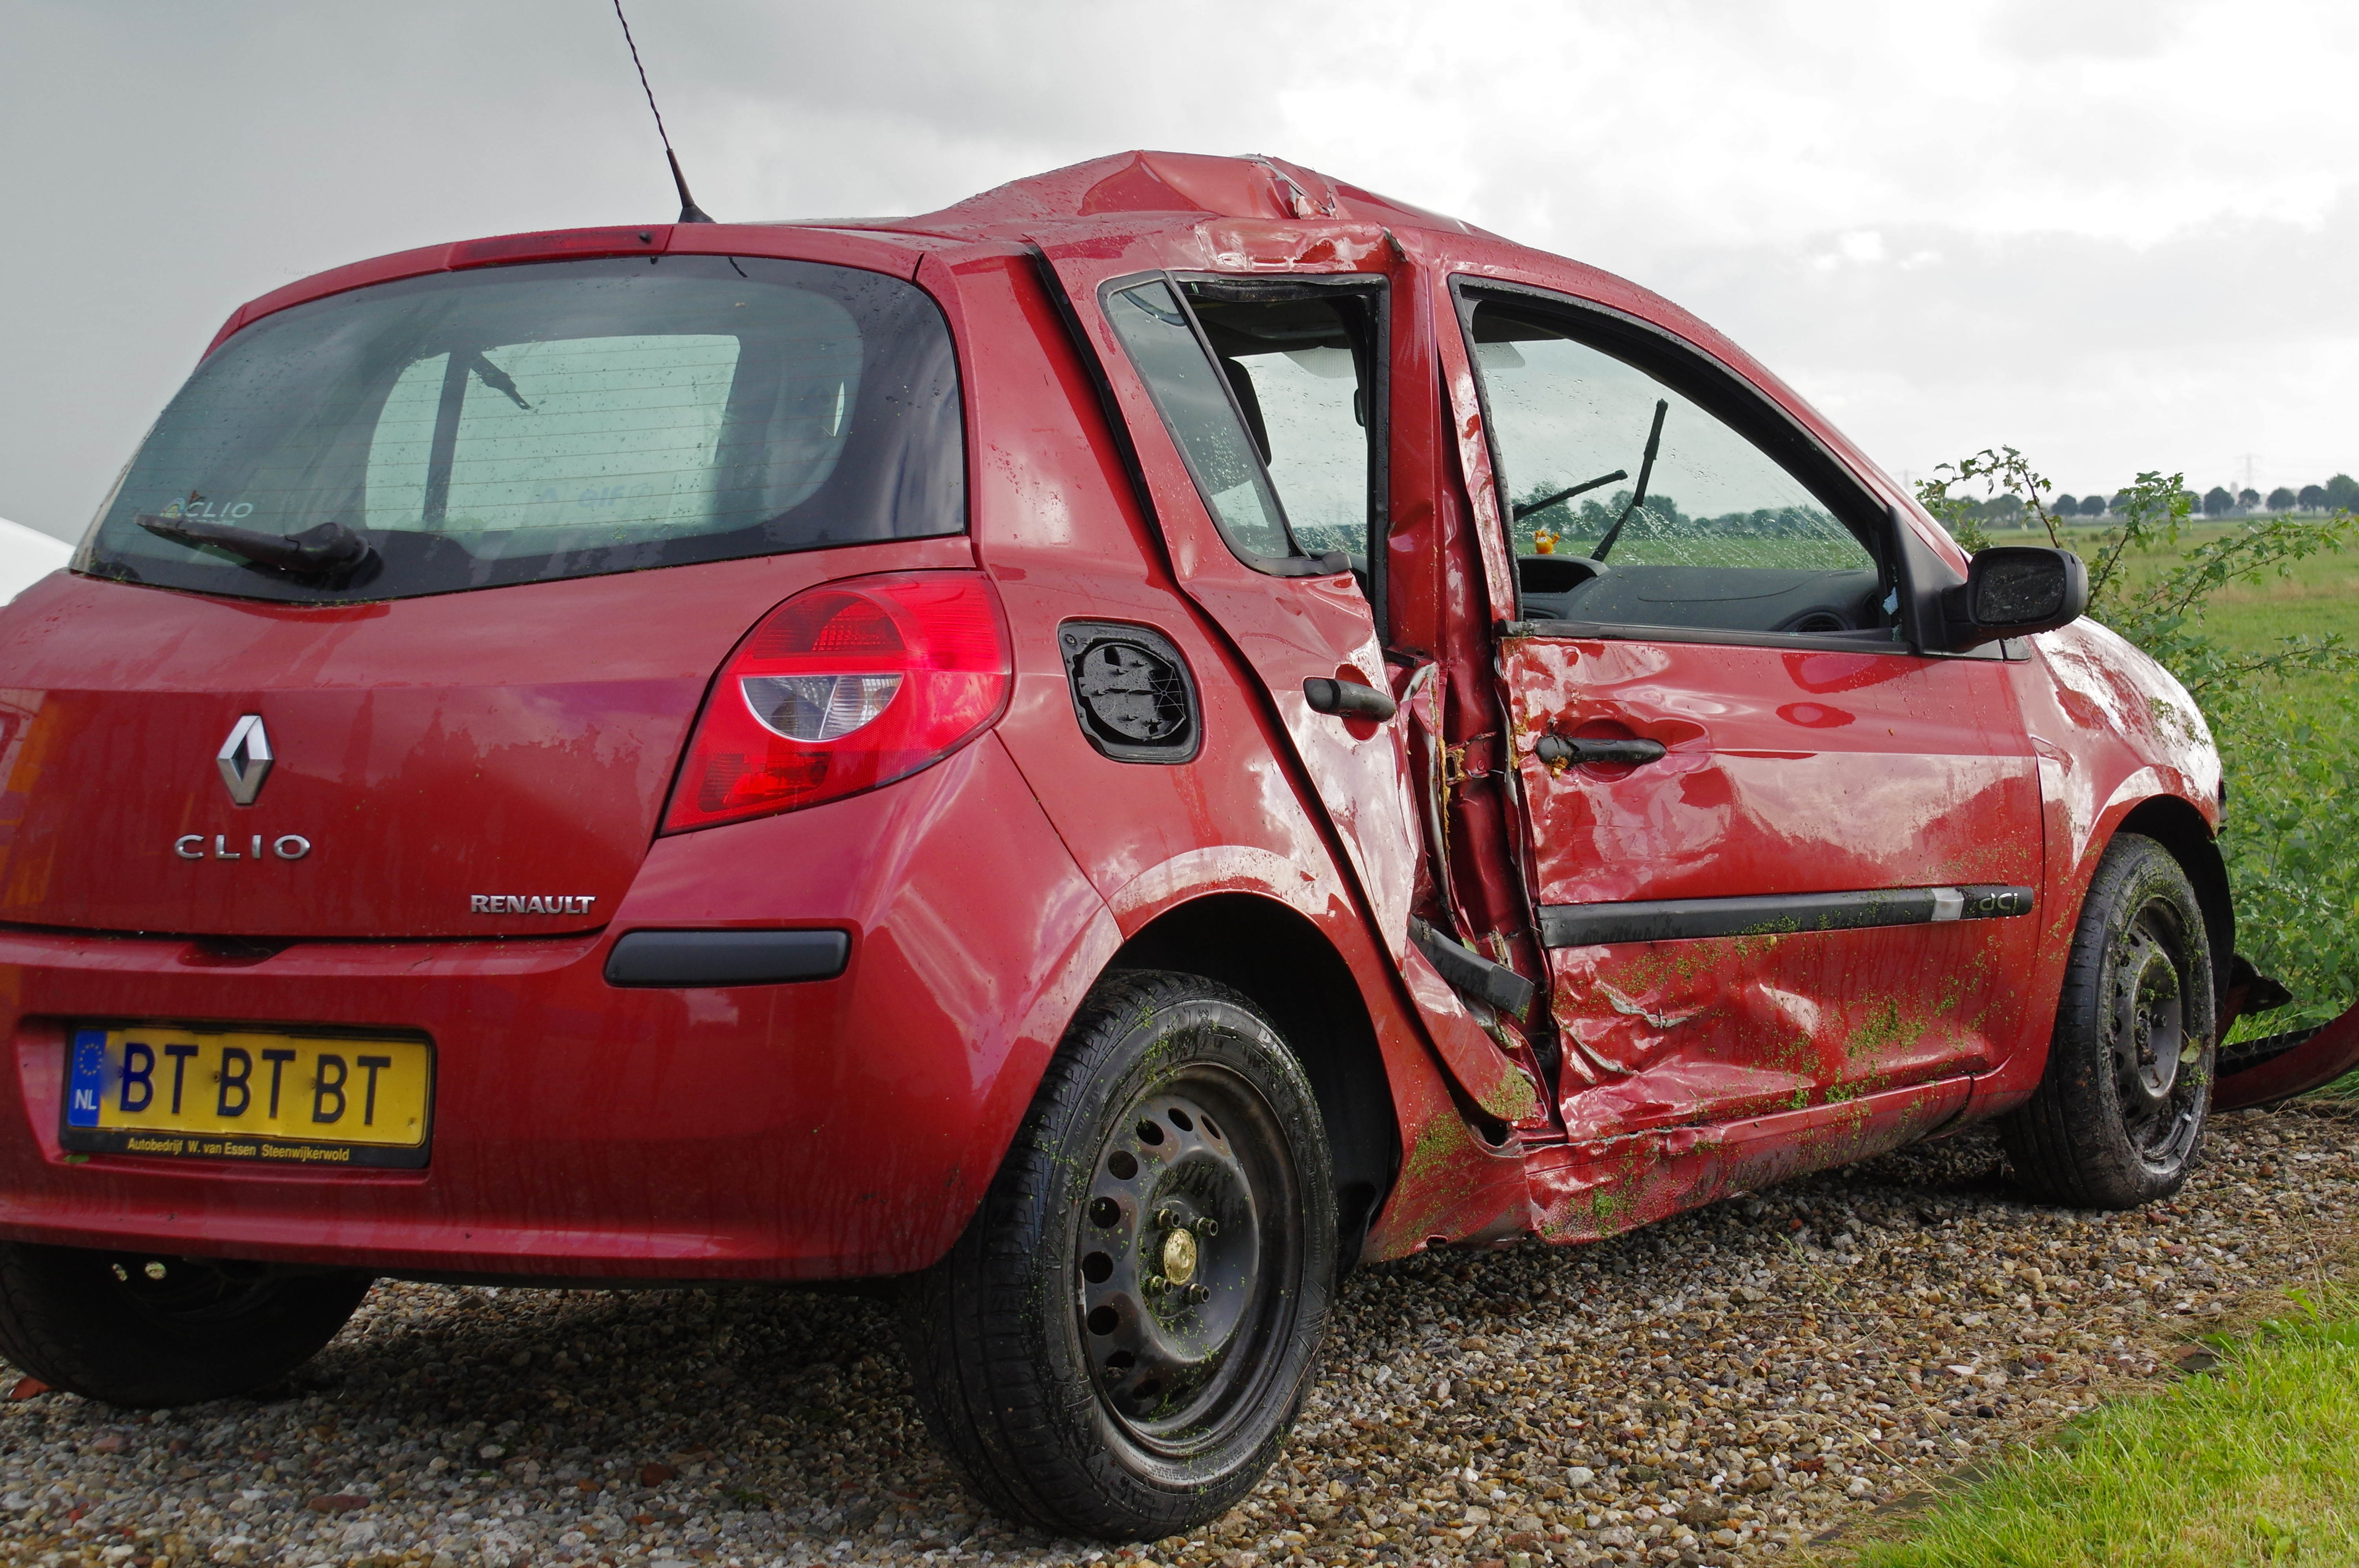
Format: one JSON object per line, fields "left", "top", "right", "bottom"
{"left": 0, "top": 151, "right": 2348, "bottom": 1539}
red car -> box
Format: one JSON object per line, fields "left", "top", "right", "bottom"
{"left": 0, "top": 151, "right": 2347, "bottom": 1539}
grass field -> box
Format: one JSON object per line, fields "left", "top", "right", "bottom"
{"left": 1846, "top": 1283, "right": 2359, "bottom": 1567}
{"left": 2061, "top": 519, "right": 2359, "bottom": 650}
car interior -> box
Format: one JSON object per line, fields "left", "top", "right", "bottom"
{"left": 1468, "top": 298, "right": 1904, "bottom": 642}
{"left": 1514, "top": 555, "right": 1895, "bottom": 637}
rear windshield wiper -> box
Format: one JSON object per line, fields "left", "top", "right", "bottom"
{"left": 136, "top": 513, "right": 379, "bottom": 586}
{"left": 460, "top": 349, "right": 533, "bottom": 411}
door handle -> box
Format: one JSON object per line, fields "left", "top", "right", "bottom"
{"left": 1303, "top": 677, "right": 1398, "bottom": 721}
{"left": 1534, "top": 734, "right": 1667, "bottom": 767}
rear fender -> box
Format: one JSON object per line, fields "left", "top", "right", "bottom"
{"left": 942, "top": 249, "right": 1527, "bottom": 1254}
{"left": 580, "top": 731, "right": 1125, "bottom": 1276}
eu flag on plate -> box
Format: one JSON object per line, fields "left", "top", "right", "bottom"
{"left": 66, "top": 1028, "right": 107, "bottom": 1127}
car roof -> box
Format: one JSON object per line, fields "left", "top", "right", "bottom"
{"left": 847, "top": 150, "right": 1496, "bottom": 243}
{"left": 209, "top": 152, "right": 1499, "bottom": 348}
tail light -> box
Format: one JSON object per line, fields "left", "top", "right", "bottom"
{"left": 662, "top": 572, "right": 1011, "bottom": 833}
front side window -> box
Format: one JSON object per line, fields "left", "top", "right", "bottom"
{"left": 1466, "top": 296, "right": 1893, "bottom": 640}
{"left": 82, "top": 255, "right": 963, "bottom": 603}
{"left": 1102, "top": 278, "right": 1381, "bottom": 581}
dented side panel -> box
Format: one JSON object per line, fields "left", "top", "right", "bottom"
{"left": 1503, "top": 637, "right": 2042, "bottom": 907}
{"left": 1527, "top": 1076, "right": 1972, "bottom": 1244}
{"left": 934, "top": 248, "right": 1532, "bottom": 1251}
{"left": 1501, "top": 634, "right": 2045, "bottom": 1134}
{"left": 1549, "top": 924, "right": 2015, "bottom": 1140}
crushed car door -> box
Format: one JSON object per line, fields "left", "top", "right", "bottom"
{"left": 1037, "top": 242, "right": 1549, "bottom": 1129}
{"left": 1450, "top": 281, "right": 2047, "bottom": 1138}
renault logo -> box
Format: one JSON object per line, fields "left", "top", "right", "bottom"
{"left": 217, "top": 714, "right": 273, "bottom": 806}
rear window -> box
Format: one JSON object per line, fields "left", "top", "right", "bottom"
{"left": 80, "top": 255, "right": 963, "bottom": 602}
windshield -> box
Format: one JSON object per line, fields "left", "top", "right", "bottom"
{"left": 80, "top": 255, "right": 964, "bottom": 602}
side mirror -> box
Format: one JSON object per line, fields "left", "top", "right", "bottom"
{"left": 1943, "top": 546, "right": 2088, "bottom": 649}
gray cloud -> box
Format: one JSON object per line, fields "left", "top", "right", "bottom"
{"left": 2, "top": 0, "right": 2352, "bottom": 537}
{"left": 1985, "top": 0, "right": 2198, "bottom": 61}
{"left": 1636, "top": 196, "right": 2359, "bottom": 492}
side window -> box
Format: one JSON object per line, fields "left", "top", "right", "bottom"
{"left": 1103, "top": 278, "right": 1379, "bottom": 579}
{"left": 1466, "top": 299, "right": 1894, "bottom": 641}
{"left": 1188, "top": 293, "right": 1373, "bottom": 568}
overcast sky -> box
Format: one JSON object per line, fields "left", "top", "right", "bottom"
{"left": 4, "top": 0, "right": 2353, "bottom": 539}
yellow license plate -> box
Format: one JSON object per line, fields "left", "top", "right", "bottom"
{"left": 61, "top": 1025, "right": 433, "bottom": 1169}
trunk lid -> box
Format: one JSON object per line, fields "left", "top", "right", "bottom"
{"left": 0, "top": 540, "right": 971, "bottom": 939}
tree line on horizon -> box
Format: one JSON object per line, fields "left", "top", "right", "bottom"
{"left": 1970, "top": 472, "right": 2359, "bottom": 524}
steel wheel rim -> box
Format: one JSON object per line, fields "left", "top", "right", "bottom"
{"left": 1074, "top": 1063, "right": 1302, "bottom": 1455}
{"left": 2110, "top": 898, "right": 2206, "bottom": 1169}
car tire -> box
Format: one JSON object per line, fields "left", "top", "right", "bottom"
{"left": 898, "top": 969, "right": 1338, "bottom": 1541}
{"left": 0, "top": 1243, "right": 370, "bottom": 1406}
{"left": 2001, "top": 833, "right": 2216, "bottom": 1209}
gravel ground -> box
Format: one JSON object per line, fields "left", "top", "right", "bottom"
{"left": 5, "top": 1101, "right": 2355, "bottom": 1568}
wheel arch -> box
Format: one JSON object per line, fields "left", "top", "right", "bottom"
{"left": 2113, "top": 793, "right": 2234, "bottom": 1013}
{"left": 1108, "top": 893, "right": 1400, "bottom": 1269}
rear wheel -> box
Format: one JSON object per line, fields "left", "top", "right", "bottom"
{"left": 899, "top": 971, "right": 1337, "bottom": 1541}
{"left": 0, "top": 1244, "right": 369, "bottom": 1406}
{"left": 2002, "top": 833, "right": 2216, "bottom": 1208}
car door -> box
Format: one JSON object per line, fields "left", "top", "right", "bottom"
{"left": 1034, "top": 240, "right": 1551, "bottom": 1129}
{"left": 1450, "top": 281, "right": 2046, "bottom": 1139}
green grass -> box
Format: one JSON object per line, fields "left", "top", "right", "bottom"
{"left": 1847, "top": 1290, "right": 2359, "bottom": 1567}
{"left": 2212, "top": 660, "right": 2359, "bottom": 1039}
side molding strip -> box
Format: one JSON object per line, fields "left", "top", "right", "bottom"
{"left": 1408, "top": 917, "right": 1537, "bottom": 1021}
{"left": 1539, "top": 886, "right": 2035, "bottom": 949}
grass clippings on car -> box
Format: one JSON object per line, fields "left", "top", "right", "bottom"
{"left": 1837, "top": 1277, "right": 2359, "bottom": 1566}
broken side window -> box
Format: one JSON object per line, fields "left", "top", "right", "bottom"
{"left": 1104, "top": 276, "right": 1386, "bottom": 606}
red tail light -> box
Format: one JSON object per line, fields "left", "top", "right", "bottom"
{"left": 662, "top": 572, "right": 1012, "bottom": 833}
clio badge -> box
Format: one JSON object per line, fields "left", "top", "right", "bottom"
{"left": 177, "top": 714, "right": 309, "bottom": 860}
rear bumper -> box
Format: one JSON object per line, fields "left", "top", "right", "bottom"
{"left": 0, "top": 736, "right": 1117, "bottom": 1281}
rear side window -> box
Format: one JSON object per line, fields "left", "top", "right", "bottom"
{"left": 1101, "top": 277, "right": 1383, "bottom": 583}
{"left": 82, "top": 256, "right": 962, "bottom": 602}
{"left": 1191, "top": 292, "right": 1374, "bottom": 567}
{"left": 1103, "top": 281, "right": 1296, "bottom": 562}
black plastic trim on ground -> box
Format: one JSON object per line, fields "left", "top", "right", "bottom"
{"left": 2217, "top": 1024, "right": 2326, "bottom": 1076}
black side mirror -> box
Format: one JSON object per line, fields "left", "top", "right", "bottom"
{"left": 1943, "top": 546, "right": 2088, "bottom": 649}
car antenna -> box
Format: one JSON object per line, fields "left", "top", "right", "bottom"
{"left": 611, "top": 0, "right": 715, "bottom": 223}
